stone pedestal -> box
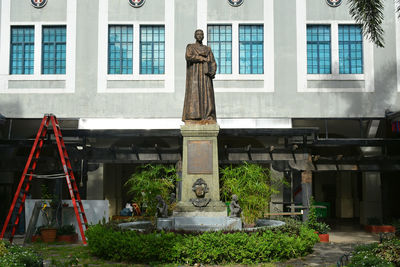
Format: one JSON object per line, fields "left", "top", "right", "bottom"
{"left": 156, "top": 218, "right": 174, "bottom": 230}
{"left": 174, "top": 124, "right": 227, "bottom": 217}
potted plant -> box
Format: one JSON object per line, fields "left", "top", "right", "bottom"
{"left": 31, "top": 226, "right": 43, "bottom": 243}
{"left": 365, "top": 217, "right": 396, "bottom": 233}
{"left": 56, "top": 225, "right": 78, "bottom": 243}
{"left": 39, "top": 185, "right": 60, "bottom": 243}
{"left": 306, "top": 197, "right": 330, "bottom": 242}
{"left": 314, "top": 221, "right": 331, "bottom": 242}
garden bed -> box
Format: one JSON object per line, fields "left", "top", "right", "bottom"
{"left": 86, "top": 221, "right": 319, "bottom": 265}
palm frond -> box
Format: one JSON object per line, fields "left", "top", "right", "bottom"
{"left": 348, "top": 0, "right": 384, "bottom": 47}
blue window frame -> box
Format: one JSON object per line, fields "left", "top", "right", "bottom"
{"left": 140, "top": 25, "right": 165, "bottom": 74}
{"left": 108, "top": 25, "right": 133, "bottom": 74}
{"left": 239, "top": 25, "right": 263, "bottom": 74}
{"left": 42, "top": 26, "right": 66, "bottom": 74}
{"left": 10, "top": 26, "right": 34, "bottom": 75}
{"left": 339, "top": 25, "right": 363, "bottom": 74}
{"left": 307, "top": 25, "right": 331, "bottom": 74}
{"left": 208, "top": 25, "right": 232, "bottom": 74}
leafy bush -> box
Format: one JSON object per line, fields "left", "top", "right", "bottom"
{"left": 306, "top": 197, "right": 330, "bottom": 234}
{"left": 57, "top": 224, "right": 76, "bottom": 235}
{"left": 348, "top": 239, "right": 400, "bottom": 267}
{"left": 86, "top": 223, "right": 318, "bottom": 264}
{"left": 220, "top": 162, "right": 285, "bottom": 224}
{"left": 0, "top": 240, "right": 43, "bottom": 267}
{"left": 0, "top": 241, "right": 8, "bottom": 257}
{"left": 124, "top": 164, "right": 177, "bottom": 217}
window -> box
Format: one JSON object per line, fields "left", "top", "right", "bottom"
{"left": 339, "top": 25, "right": 363, "bottom": 74}
{"left": 108, "top": 25, "right": 133, "bottom": 74}
{"left": 307, "top": 25, "right": 331, "bottom": 74}
{"left": 140, "top": 25, "right": 165, "bottom": 74}
{"left": 207, "top": 25, "right": 232, "bottom": 74}
{"left": 10, "top": 26, "right": 34, "bottom": 75}
{"left": 239, "top": 25, "right": 263, "bottom": 74}
{"left": 42, "top": 26, "right": 66, "bottom": 74}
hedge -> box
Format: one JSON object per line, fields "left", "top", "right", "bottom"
{"left": 86, "top": 223, "right": 319, "bottom": 264}
{"left": 0, "top": 240, "right": 43, "bottom": 267}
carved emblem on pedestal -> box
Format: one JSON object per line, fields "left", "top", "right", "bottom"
{"left": 190, "top": 178, "right": 211, "bottom": 207}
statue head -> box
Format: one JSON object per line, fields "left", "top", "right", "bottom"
{"left": 232, "top": 194, "right": 238, "bottom": 202}
{"left": 156, "top": 195, "right": 163, "bottom": 203}
{"left": 194, "top": 29, "right": 204, "bottom": 42}
{"left": 192, "top": 178, "right": 209, "bottom": 198}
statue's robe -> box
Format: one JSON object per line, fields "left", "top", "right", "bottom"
{"left": 182, "top": 43, "right": 217, "bottom": 122}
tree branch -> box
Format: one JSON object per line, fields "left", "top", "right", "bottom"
{"left": 348, "top": 0, "right": 385, "bottom": 47}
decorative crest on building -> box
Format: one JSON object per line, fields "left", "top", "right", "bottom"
{"left": 129, "top": 0, "right": 145, "bottom": 8}
{"left": 326, "top": 0, "right": 342, "bottom": 7}
{"left": 228, "top": 0, "right": 244, "bottom": 7}
{"left": 31, "top": 0, "right": 48, "bottom": 8}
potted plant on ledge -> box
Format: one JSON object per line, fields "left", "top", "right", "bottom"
{"left": 306, "top": 197, "right": 331, "bottom": 243}
{"left": 39, "top": 203, "right": 58, "bottom": 242}
{"left": 365, "top": 217, "right": 396, "bottom": 233}
{"left": 56, "top": 225, "right": 78, "bottom": 243}
{"left": 39, "top": 185, "right": 60, "bottom": 243}
{"left": 314, "top": 221, "right": 331, "bottom": 243}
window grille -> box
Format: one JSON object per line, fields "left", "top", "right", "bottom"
{"left": 10, "top": 26, "right": 34, "bottom": 75}
{"left": 239, "top": 25, "right": 263, "bottom": 74}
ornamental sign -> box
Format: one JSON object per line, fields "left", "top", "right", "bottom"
{"left": 129, "top": 0, "right": 145, "bottom": 8}
{"left": 228, "top": 0, "right": 244, "bottom": 7}
{"left": 31, "top": 0, "right": 47, "bottom": 8}
{"left": 326, "top": 0, "right": 342, "bottom": 7}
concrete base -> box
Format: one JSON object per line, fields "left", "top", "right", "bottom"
{"left": 173, "top": 200, "right": 227, "bottom": 217}
{"left": 174, "top": 216, "right": 242, "bottom": 231}
{"left": 156, "top": 218, "right": 174, "bottom": 230}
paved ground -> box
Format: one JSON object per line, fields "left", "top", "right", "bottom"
{"left": 276, "top": 229, "right": 380, "bottom": 267}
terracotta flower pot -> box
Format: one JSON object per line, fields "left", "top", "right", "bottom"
{"left": 365, "top": 225, "right": 396, "bottom": 233}
{"left": 318, "top": 233, "right": 329, "bottom": 243}
{"left": 40, "top": 228, "right": 57, "bottom": 243}
{"left": 56, "top": 233, "right": 78, "bottom": 243}
{"left": 31, "top": 235, "right": 40, "bottom": 242}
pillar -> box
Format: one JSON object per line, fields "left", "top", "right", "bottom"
{"left": 360, "top": 172, "right": 382, "bottom": 225}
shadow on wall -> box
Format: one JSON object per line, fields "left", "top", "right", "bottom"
{"left": 344, "top": 61, "right": 398, "bottom": 117}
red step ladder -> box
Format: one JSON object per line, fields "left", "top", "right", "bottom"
{"left": 0, "top": 114, "right": 89, "bottom": 244}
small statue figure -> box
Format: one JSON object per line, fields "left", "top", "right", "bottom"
{"left": 156, "top": 195, "right": 168, "bottom": 218}
{"left": 229, "top": 194, "right": 242, "bottom": 218}
{"left": 169, "top": 193, "right": 176, "bottom": 204}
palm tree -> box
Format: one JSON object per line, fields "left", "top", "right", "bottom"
{"left": 348, "top": 0, "right": 395, "bottom": 47}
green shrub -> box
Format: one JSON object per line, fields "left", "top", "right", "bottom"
{"left": 124, "top": 164, "right": 176, "bottom": 217}
{"left": 348, "top": 239, "right": 400, "bottom": 267}
{"left": 0, "top": 240, "right": 43, "bottom": 267}
{"left": 220, "top": 162, "right": 286, "bottom": 224}
{"left": 86, "top": 223, "right": 318, "bottom": 264}
{"left": 306, "top": 197, "right": 330, "bottom": 234}
{"left": 0, "top": 241, "right": 8, "bottom": 257}
{"left": 57, "top": 224, "right": 76, "bottom": 235}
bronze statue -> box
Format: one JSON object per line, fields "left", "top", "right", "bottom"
{"left": 229, "top": 194, "right": 242, "bottom": 218}
{"left": 182, "top": 29, "right": 217, "bottom": 124}
{"left": 156, "top": 195, "right": 168, "bottom": 218}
